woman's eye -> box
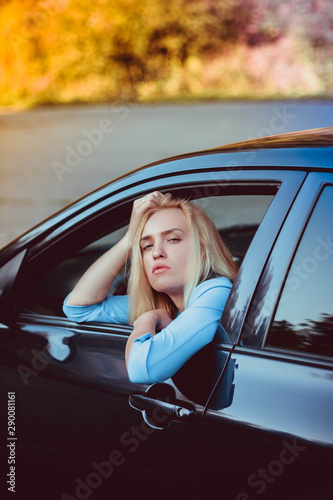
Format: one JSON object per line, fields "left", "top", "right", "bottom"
{"left": 168, "top": 238, "right": 180, "bottom": 243}
{"left": 143, "top": 244, "right": 153, "bottom": 251}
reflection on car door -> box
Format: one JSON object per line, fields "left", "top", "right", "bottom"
{"left": 1, "top": 314, "right": 218, "bottom": 500}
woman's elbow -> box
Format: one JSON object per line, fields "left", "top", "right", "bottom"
{"left": 127, "top": 339, "right": 154, "bottom": 384}
{"left": 62, "top": 305, "right": 85, "bottom": 323}
{"left": 127, "top": 363, "right": 151, "bottom": 384}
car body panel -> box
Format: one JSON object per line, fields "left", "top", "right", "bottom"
{"left": 198, "top": 346, "right": 333, "bottom": 499}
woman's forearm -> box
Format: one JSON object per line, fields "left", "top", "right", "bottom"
{"left": 66, "top": 235, "right": 130, "bottom": 306}
{"left": 67, "top": 191, "right": 164, "bottom": 307}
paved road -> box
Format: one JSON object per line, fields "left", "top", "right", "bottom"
{"left": 1, "top": 100, "right": 333, "bottom": 248}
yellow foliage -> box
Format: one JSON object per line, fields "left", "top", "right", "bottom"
{"left": 0, "top": 0, "right": 331, "bottom": 107}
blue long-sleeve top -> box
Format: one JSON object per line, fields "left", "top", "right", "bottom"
{"left": 63, "top": 276, "right": 232, "bottom": 384}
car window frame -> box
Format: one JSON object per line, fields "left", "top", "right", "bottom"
{"left": 11, "top": 169, "right": 306, "bottom": 337}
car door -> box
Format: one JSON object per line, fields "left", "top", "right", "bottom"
{"left": 0, "top": 167, "right": 305, "bottom": 500}
{"left": 1, "top": 225, "right": 203, "bottom": 499}
{"left": 198, "top": 172, "right": 333, "bottom": 499}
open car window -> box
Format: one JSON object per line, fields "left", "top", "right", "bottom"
{"left": 195, "top": 195, "right": 274, "bottom": 265}
{"left": 27, "top": 226, "right": 129, "bottom": 317}
{"left": 25, "top": 192, "right": 275, "bottom": 320}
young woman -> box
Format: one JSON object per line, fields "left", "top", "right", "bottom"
{"left": 63, "top": 191, "right": 237, "bottom": 384}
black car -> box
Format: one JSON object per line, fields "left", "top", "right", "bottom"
{"left": 1, "top": 128, "right": 332, "bottom": 500}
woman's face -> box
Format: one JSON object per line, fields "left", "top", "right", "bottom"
{"left": 140, "top": 207, "right": 190, "bottom": 309}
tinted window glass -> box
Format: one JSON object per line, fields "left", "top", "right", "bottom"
{"left": 195, "top": 195, "right": 274, "bottom": 265}
{"left": 267, "top": 186, "right": 333, "bottom": 357}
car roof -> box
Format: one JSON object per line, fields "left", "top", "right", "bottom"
{"left": 206, "top": 126, "right": 333, "bottom": 153}
{"left": 122, "top": 126, "right": 333, "bottom": 177}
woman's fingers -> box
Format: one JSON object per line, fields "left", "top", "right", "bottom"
{"left": 133, "top": 191, "right": 163, "bottom": 215}
{"left": 138, "top": 191, "right": 163, "bottom": 207}
{"left": 126, "top": 192, "right": 164, "bottom": 245}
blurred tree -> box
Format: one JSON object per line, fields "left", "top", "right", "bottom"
{"left": 0, "top": 0, "right": 331, "bottom": 106}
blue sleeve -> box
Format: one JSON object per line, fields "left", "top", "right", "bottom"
{"left": 62, "top": 293, "right": 129, "bottom": 325}
{"left": 127, "top": 277, "right": 232, "bottom": 384}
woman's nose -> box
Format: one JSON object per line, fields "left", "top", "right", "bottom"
{"left": 152, "top": 241, "right": 166, "bottom": 259}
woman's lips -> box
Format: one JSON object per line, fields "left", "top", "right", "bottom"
{"left": 152, "top": 264, "right": 170, "bottom": 274}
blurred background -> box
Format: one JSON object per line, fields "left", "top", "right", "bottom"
{"left": 1, "top": 0, "right": 333, "bottom": 106}
{"left": 0, "top": 0, "right": 333, "bottom": 247}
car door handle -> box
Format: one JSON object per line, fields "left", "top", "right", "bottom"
{"left": 129, "top": 383, "right": 195, "bottom": 429}
{"left": 130, "top": 393, "right": 194, "bottom": 418}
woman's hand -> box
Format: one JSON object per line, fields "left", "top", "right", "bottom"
{"left": 133, "top": 309, "right": 173, "bottom": 332}
{"left": 125, "top": 308, "right": 173, "bottom": 368}
{"left": 124, "top": 191, "right": 164, "bottom": 251}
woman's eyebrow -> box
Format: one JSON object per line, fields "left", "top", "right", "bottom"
{"left": 140, "top": 228, "right": 184, "bottom": 243}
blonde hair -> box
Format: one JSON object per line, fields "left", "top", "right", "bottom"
{"left": 128, "top": 193, "right": 237, "bottom": 324}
